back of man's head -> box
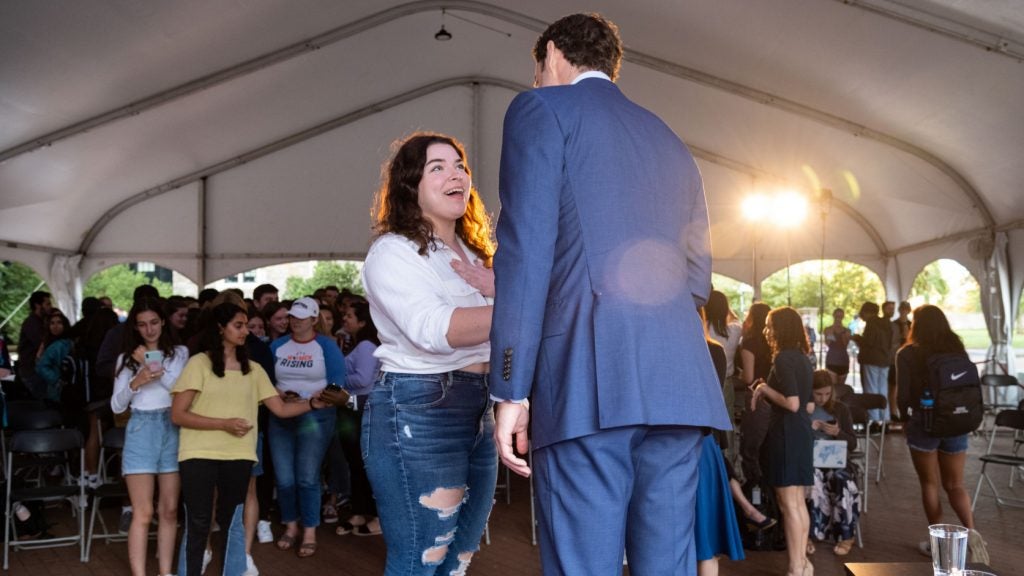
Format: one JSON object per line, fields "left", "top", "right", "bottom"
{"left": 533, "top": 13, "right": 623, "bottom": 81}
{"left": 29, "top": 290, "right": 51, "bottom": 313}
{"left": 133, "top": 284, "right": 160, "bottom": 302}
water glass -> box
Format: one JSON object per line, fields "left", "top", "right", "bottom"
{"left": 928, "top": 524, "right": 968, "bottom": 576}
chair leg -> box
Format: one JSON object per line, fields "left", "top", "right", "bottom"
{"left": 876, "top": 427, "right": 885, "bottom": 483}
{"left": 972, "top": 466, "right": 984, "bottom": 512}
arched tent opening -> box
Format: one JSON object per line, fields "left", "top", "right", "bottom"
{"left": 203, "top": 260, "right": 364, "bottom": 302}
{"left": 82, "top": 262, "right": 181, "bottom": 314}
{"left": 1, "top": 1, "right": 1021, "bottom": 376}
{"left": 0, "top": 260, "right": 50, "bottom": 340}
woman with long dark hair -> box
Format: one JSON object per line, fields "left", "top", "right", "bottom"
{"left": 171, "top": 303, "right": 330, "bottom": 575}
{"left": 34, "top": 310, "right": 72, "bottom": 403}
{"left": 360, "top": 132, "right": 497, "bottom": 575}
{"left": 110, "top": 298, "right": 187, "bottom": 576}
{"left": 750, "top": 306, "right": 814, "bottom": 576}
{"left": 739, "top": 301, "right": 773, "bottom": 484}
{"left": 896, "top": 304, "right": 988, "bottom": 563}
{"left": 324, "top": 299, "right": 383, "bottom": 536}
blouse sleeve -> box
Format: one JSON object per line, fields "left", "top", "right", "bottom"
{"left": 344, "top": 341, "right": 380, "bottom": 395}
{"left": 110, "top": 353, "right": 134, "bottom": 414}
{"left": 172, "top": 354, "right": 208, "bottom": 395}
{"left": 363, "top": 238, "right": 457, "bottom": 354}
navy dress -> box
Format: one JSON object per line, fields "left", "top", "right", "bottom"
{"left": 764, "top": 349, "right": 814, "bottom": 487}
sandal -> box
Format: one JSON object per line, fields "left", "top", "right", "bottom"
{"left": 353, "top": 522, "right": 382, "bottom": 537}
{"left": 297, "top": 541, "right": 317, "bottom": 558}
{"left": 336, "top": 521, "right": 356, "bottom": 536}
{"left": 276, "top": 533, "right": 297, "bottom": 551}
{"left": 806, "top": 540, "right": 816, "bottom": 555}
{"left": 834, "top": 538, "right": 856, "bottom": 556}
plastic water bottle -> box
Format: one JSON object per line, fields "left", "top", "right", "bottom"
{"left": 921, "top": 388, "right": 935, "bottom": 432}
{"left": 13, "top": 502, "right": 30, "bottom": 522}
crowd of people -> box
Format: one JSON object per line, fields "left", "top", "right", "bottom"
{"left": 2, "top": 11, "right": 994, "bottom": 576}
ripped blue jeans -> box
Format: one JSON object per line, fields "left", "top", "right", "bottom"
{"left": 363, "top": 371, "right": 497, "bottom": 576}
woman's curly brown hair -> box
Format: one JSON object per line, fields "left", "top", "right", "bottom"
{"left": 766, "top": 306, "right": 810, "bottom": 357}
{"left": 372, "top": 132, "right": 495, "bottom": 266}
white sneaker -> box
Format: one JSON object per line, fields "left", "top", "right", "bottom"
{"left": 242, "top": 554, "right": 260, "bottom": 576}
{"left": 257, "top": 520, "right": 274, "bottom": 544}
{"left": 202, "top": 548, "right": 213, "bottom": 575}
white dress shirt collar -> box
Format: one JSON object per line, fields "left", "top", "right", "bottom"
{"left": 571, "top": 70, "right": 611, "bottom": 84}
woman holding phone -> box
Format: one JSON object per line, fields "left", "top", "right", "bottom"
{"left": 806, "top": 370, "right": 860, "bottom": 556}
{"left": 111, "top": 298, "right": 188, "bottom": 576}
{"left": 268, "top": 296, "right": 347, "bottom": 558}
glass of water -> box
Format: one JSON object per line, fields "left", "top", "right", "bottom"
{"left": 928, "top": 524, "right": 968, "bottom": 576}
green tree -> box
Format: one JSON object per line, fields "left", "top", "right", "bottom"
{"left": 83, "top": 264, "right": 172, "bottom": 311}
{"left": 284, "top": 261, "right": 363, "bottom": 300}
{"left": 0, "top": 261, "right": 49, "bottom": 343}
{"left": 910, "top": 261, "right": 948, "bottom": 305}
{"left": 760, "top": 260, "right": 884, "bottom": 317}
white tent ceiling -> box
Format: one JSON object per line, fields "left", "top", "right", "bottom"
{"left": 1, "top": 0, "right": 1022, "bottom": 306}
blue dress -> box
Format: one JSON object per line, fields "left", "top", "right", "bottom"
{"left": 695, "top": 434, "right": 745, "bottom": 561}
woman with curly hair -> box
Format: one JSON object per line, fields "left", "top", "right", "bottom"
{"left": 360, "top": 132, "right": 497, "bottom": 575}
{"left": 750, "top": 306, "right": 814, "bottom": 576}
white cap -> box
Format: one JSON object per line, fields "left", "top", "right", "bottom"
{"left": 288, "top": 297, "right": 320, "bottom": 320}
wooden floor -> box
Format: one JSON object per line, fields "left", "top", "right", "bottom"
{"left": 5, "top": 427, "right": 1022, "bottom": 575}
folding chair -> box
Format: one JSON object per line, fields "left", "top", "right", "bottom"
{"left": 980, "top": 374, "right": 1023, "bottom": 431}
{"left": 3, "top": 428, "right": 86, "bottom": 570}
{"left": 85, "top": 427, "right": 128, "bottom": 560}
{"left": 972, "top": 409, "right": 1024, "bottom": 511}
{"left": 846, "top": 404, "right": 872, "bottom": 513}
{"left": 845, "top": 393, "right": 887, "bottom": 484}
{"left": 1, "top": 404, "right": 63, "bottom": 487}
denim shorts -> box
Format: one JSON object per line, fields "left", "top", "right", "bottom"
{"left": 905, "top": 419, "right": 969, "bottom": 454}
{"left": 122, "top": 408, "right": 180, "bottom": 475}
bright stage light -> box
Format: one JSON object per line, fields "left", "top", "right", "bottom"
{"left": 741, "top": 194, "right": 769, "bottom": 221}
{"left": 774, "top": 190, "right": 808, "bottom": 228}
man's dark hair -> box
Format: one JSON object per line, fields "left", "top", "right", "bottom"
{"left": 80, "top": 296, "right": 101, "bottom": 318}
{"left": 534, "top": 13, "right": 623, "bottom": 81}
{"left": 29, "top": 291, "right": 51, "bottom": 312}
{"left": 253, "top": 284, "right": 279, "bottom": 302}
{"left": 324, "top": 285, "right": 339, "bottom": 293}
{"left": 133, "top": 284, "right": 160, "bottom": 302}
{"left": 198, "top": 288, "right": 220, "bottom": 306}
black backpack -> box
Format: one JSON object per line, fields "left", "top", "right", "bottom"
{"left": 924, "top": 353, "right": 983, "bottom": 437}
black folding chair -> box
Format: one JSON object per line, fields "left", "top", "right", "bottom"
{"left": 3, "top": 428, "right": 86, "bottom": 570}
{"left": 845, "top": 393, "right": 887, "bottom": 484}
{"left": 85, "top": 426, "right": 128, "bottom": 560}
{"left": 972, "top": 409, "right": 1024, "bottom": 511}
{"left": 980, "top": 374, "right": 1023, "bottom": 431}
{"left": 1, "top": 404, "right": 64, "bottom": 487}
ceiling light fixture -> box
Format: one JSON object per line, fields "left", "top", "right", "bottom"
{"left": 435, "top": 9, "right": 452, "bottom": 41}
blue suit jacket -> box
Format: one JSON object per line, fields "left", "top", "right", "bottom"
{"left": 490, "top": 78, "right": 731, "bottom": 449}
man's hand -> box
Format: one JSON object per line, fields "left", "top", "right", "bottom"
{"left": 494, "top": 401, "right": 531, "bottom": 477}
{"left": 451, "top": 259, "right": 495, "bottom": 297}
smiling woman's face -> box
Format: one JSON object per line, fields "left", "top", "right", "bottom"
{"left": 416, "top": 143, "right": 470, "bottom": 230}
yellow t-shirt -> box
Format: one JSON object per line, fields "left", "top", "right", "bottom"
{"left": 171, "top": 353, "right": 278, "bottom": 463}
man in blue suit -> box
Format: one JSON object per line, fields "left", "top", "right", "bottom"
{"left": 489, "top": 13, "right": 731, "bottom": 575}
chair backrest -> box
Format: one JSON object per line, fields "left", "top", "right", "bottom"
{"left": 102, "top": 427, "right": 125, "bottom": 450}
{"left": 10, "top": 428, "right": 83, "bottom": 453}
{"left": 848, "top": 404, "right": 869, "bottom": 426}
{"left": 7, "top": 406, "right": 63, "bottom": 431}
{"left": 980, "top": 374, "right": 1021, "bottom": 389}
{"left": 847, "top": 393, "right": 887, "bottom": 412}
{"left": 993, "top": 409, "right": 1024, "bottom": 431}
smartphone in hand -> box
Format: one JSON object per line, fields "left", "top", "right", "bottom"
{"left": 144, "top": 350, "right": 164, "bottom": 372}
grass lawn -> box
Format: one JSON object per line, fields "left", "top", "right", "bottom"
{"left": 957, "top": 328, "right": 1024, "bottom": 350}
